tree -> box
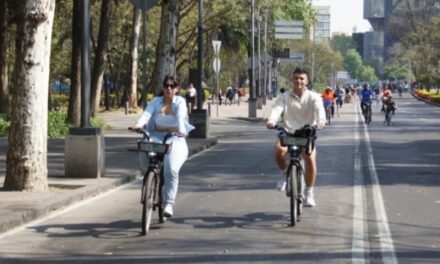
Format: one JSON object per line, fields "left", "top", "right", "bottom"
{"left": 67, "top": 0, "right": 81, "bottom": 126}
{"left": 343, "top": 49, "right": 363, "bottom": 80}
{"left": 4, "top": 0, "right": 56, "bottom": 191}
{"left": 148, "top": 0, "right": 180, "bottom": 95}
{"left": 331, "top": 34, "right": 357, "bottom": 57}
{"left": 359, "top": 65, "right": 377, "bottom": 82}
{"left": 90, "top": 0, "right": 113, "bottom": 117}
{"left": 0, "top": 0, "right": 9, "bottom": 114}
{"left": 127, "top": 7, "right": 141, "bottom": 110}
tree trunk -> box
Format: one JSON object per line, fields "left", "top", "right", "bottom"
{"left": 90, "top": 0, "right": 112, "bottom": 117}
{"left": 67, "top": 0, "right": 81, "bottom": 126}
{"left": 0, "top": 0, "right": 9, "bottom": 115}
{"left": 149, "top": 0, "right": 180, "bottom": 95}
{"left": 4, "top": 0, "right": 55, "bottom": 191}
{"left": 127, "top": 7, "right": 141, "bottom": 110}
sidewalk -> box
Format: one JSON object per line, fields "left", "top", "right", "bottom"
{"left": 0, "top": 96, "right": 274, "bottom": 235}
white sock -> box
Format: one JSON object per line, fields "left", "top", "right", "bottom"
{"left": 305, "top": 186, "right": 314, "bottom": 194}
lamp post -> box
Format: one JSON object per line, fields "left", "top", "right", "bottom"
{"left": 197, "top": 0, "right": 203, "bottom": 110}
{"left": 248, "top": 0, "right": 257, "bottom": 118}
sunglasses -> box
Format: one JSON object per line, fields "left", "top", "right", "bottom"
{"left": 163, "top": 83, "right": 177, "bottom": 89}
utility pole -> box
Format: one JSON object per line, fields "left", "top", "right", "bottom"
{"left": 248, "top": 0, "right": 257, "bottom": 118}
{"left": 263, "top": 10, "right": 268, "bottom": 105}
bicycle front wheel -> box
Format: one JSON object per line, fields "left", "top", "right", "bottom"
{"left": 141, "top": 171, "right": 156, "bottom": 235}
{"left": 289, "top": 166, "right": 299, "bottom": 226}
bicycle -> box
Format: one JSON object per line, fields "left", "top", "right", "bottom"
{"left": 129, "top": 127, "right": 173, "bottom": 236}
{"left": 361, "top": 101, "right": 372, "bottom": 124}
{"left": 272, "top": 125, "right": 317, "bottom": 226}
{"left": 323, "top": 99, "right": 332, "bottom": 125}
{"left": 384, "top": 106, "right": 393, "bottom": 126}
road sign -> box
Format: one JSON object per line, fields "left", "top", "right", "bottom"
{"left": 213, "top": 57, "right": 221, "bottom": 74}
{"left": 212, "top": 40, "right": 221, "bottom": 56}
{"left": 274, "top": 20, "right": 303, "bottom": 40}
{"left": 336, "top": 71, "right": 349, "bottom": 80}
{"left": 129, "top": 0, "right": 160, "bottom": 11}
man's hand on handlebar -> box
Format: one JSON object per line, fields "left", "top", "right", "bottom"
{"left": 266, "top": 121, "right": 276, "bottom": 129}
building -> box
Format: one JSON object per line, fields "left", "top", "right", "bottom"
{"left": 313, "top": 5, "right": 331, "bottom": 42}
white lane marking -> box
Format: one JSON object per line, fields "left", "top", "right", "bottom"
{"left": 0, "top": 179, "right": 141, "bottom": 240}
{"left": 360, "top": 104, "right": 398, "bottom": 264}
{"left": 352, "top": 102, "right": 365, "bottom": 264}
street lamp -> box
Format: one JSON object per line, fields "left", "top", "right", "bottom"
{"left": 248, "top": 0, "right": 257, "bottom": 118}
{"left": 197, "top": 0, "right": 203, "bottom": 110}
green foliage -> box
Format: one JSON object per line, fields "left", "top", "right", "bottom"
{"left": 331, "top": 35, "right": 357, "bottom": 57}
{"left": 0, "top": 114, "right": 11, "bottom": 137}
{"left": 343, "top": 49, "right": 363, "bottom": 79}
{"left": 47, "top": 111, "right": 70, "bottom": 139}
{"left": 359, "top": 65, "right": 377, "bottom": 82}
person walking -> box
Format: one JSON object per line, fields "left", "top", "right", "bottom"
{"left": 266, "top": 68, "right": 326, "bottom": 207}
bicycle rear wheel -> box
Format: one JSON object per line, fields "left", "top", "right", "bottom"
{"left": 289, "top": 166, "right": 299, "bottom": 226}
{"left": 141, "top": 171, "right": 156, "bottom": 235}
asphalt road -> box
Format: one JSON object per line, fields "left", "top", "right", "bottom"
{"left": 0, "top": 93, "right": 438, "bottom": 264}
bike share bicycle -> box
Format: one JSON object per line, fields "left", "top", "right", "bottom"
{"left": 129, "top": 127, "right": 173, "bottom": 236}
{"left": 272, "top": 125, "right": 317, "bottom": 226}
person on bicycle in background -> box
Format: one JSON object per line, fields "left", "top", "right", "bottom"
{"left": 381, "top": 84, "right": 393, "bottom": 112}
{"left": 335, "top": 85, "right": 345, "bottom": 116}
{"left": 266, "top": 67, "right": 326, "bottom": 207}
{"left": 360, "top": 83, "right": 373, "bottom": 115}
{"left": 322, "top": 86, "right": 335, "bottom": 118}
{"left": 130, "top": 75, "right": 194, "bottom": 218}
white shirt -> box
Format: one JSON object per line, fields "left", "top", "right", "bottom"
{"left": 187, "top": 87, "right": 197, "bottom": 97}
{"left": 267, "top": 89, "right": 326, "bottom": 132}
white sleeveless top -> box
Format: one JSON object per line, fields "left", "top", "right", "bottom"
{"left": 154, "top": 114, "right": 178, "bottom": 129}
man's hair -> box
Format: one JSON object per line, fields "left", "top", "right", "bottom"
{"left": 293, "top": 67, "right": 309, "bottom": 77}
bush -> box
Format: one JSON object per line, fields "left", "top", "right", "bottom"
{"left": 0, "top": 111, "right": 108, "bottom": 139}
{"left": 48, "top": 111, "right": 70, "bottom": 139}
{"left": 0, "top": 114, "right": 10, "bottom": 137}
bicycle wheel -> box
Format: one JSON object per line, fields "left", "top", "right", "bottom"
{"left": 297, "top": 165, "right": 305, "bottom": 219}
{"left": 141, "top": 171, "right": 156, "bottom": 235}
{"left": 289, "top": 165, "right": 299, "bottom": 226}
{"left": 367, "top": 107, "right": 372, "bottom": 124}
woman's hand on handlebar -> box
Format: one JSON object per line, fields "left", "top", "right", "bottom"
{"left": 128, "top": 126, "right": 142, "bottom": 132}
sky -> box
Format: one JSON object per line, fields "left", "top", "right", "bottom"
{"left": 313, "top": 0, "right": 372, "bottom": 34}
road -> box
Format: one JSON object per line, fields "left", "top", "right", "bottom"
{"left": 0, "top": 93, "right": 438, "bottom": 263}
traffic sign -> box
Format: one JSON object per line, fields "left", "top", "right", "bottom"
{"left": 212, "top": 40, "right": 221, "bottom": 56}
{"left": 129, "top": 0, "right": 160, "bottom": 11}
{"left": 213, "top": 57, "right": 221, "bottom": 74}
{"left": 274, "top": 20, "right": 303, "bottom": 40}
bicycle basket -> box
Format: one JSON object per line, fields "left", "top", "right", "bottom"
{"left": 137, "top": 141, "right": 172, "bottom": 154}
{"left": 280, "top": 136, "right": 308, "bottom": 147}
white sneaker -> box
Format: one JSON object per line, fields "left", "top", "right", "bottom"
{"left": 304, "top": 192, "right": 316, "bottom": 207}
{"left": 276, "top": 177, "right": 286, "bottom": 191}
{"left": 163, "top": 203, "right": 173, "bottom": 217}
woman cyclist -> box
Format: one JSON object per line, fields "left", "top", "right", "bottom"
{"left": 130, "top": 75, "right": 194, "bottom": 218}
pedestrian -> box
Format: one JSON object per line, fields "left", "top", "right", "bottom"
{"left": 185, "top": 83, "right": 197, "bottom": 114}
{"left": 130, "top": 75, "right": 194, "bottom": 218}
{"left": 218, "top": 89, "right": 223, "bottom": 105}
{"left": 226, "top": 86, "right": 234, "bottom": 105}
{"left": 266, "top": 67, "right": 326, "bottom": 207}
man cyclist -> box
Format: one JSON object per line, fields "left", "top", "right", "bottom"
{"left": 360, "top": 83, "right": 373, "bottom": 115}
{"left": 266, "top": 67, "right": 326, "bottom": 207}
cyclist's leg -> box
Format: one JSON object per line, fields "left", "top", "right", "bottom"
{"left": 162, "top": 137, "right": 189, "bottom": 206}
{"left": 274, "top": 140, "right": 288, "bottom": 171}
{"left": 301, "top": 147, "right": 317, "bottom": 188}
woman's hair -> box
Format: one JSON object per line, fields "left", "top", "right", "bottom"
{"left": 159, "top": 75, "right": 180, "bottom": 96}
{"left": 162, "top": 75, "right": 178, "bottom": 87}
